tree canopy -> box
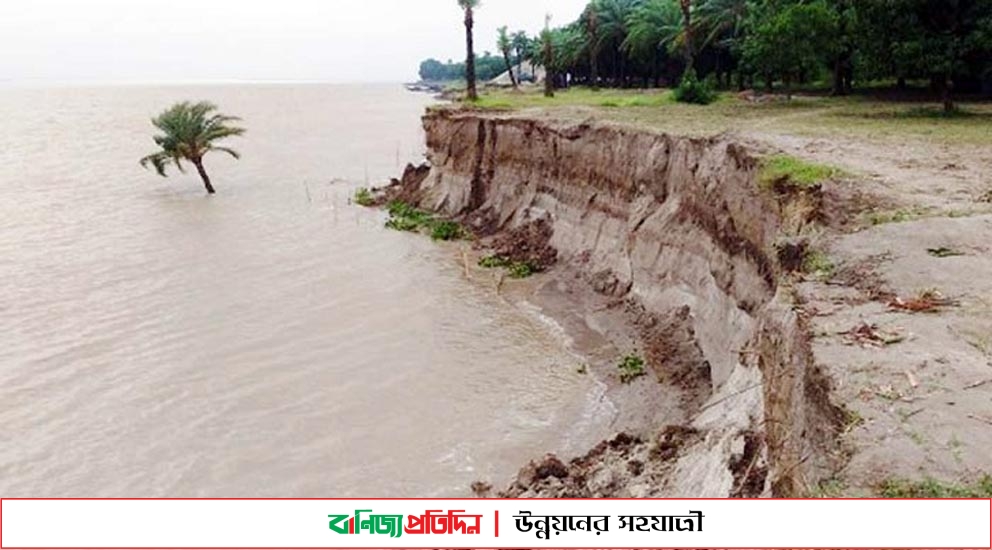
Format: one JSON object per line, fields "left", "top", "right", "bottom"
{"left": 419, "top": 0, "right": 992, "bottom": 108}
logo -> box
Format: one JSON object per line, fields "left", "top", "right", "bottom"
{"left": 328, "top": 509, "right": 484, "bottom": 539}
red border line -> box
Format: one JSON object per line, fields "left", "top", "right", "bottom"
{"left": 1, "top": 497, "right": 989, "bottom": 550}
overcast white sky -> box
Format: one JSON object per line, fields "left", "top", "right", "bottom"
{"left": 0, "top": 0, "right": 588, "bottom": 84}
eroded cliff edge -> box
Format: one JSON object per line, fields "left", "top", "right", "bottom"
{"left": 389, "top": 109, "right": 845, "bottom": 497}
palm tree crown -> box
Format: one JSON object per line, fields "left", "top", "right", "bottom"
{"left": 140, "top": 101, "right": 245, "bottom": 194}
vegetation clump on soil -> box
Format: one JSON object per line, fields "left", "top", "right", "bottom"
{"left": 384, "top": 200, "right": 466, "bottom": 241}
{"left": 478, "top": 254, "right": 539, "bottom": 279}
{"left": 759, "top": 155, "right": 840, "bottom": 190}
{"left": 879, "top": 476, "right": 992, "bottom": 498}
{"left": 801, "top": 249, "right": 835, "bottom": 279}
{"left": 353, "top": 187, "right": 375, "bottom": 207}
{"left": 617, "top": 354, "right": 647, "bottom": 384}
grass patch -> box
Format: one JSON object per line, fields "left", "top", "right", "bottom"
{"left": 472, "top": 87, "right": 674, "bottom": 111}
{"left": 458, "top": 87, "right": 992, "bottom": 144}
{"left": 802, "top": 249, "right": 836, "bottom": 279}
{"left": 891, "top": 106, "right": 977, "bottom": 119}
{"left": 878, "top": 476, "right": 992, "bottom": 498}
{"left": 385, "top": 200, "right": 465, "bottom": 241}
{"left": 477, "top": 254, "right": 539, "bottom": 279}
{"left": 479, "top": 254, "right": 509, "bottom": 269}
{"left": 353, "top": 187, "right": 375, "bottom": 207}
{"left": 759, "top": 155, "right": 841, "bottom": 189}
{"left": 618, "top": 354, "right": 647, "bottom": 384}
{"left": 430, "top": 220, "right": 465, "bottom": 241}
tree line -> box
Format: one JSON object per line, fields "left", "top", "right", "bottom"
{"left": 444, "top": 0, "right": 992, "bottom": 110}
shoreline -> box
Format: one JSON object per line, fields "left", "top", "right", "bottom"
{"left": 378, "top": 108, "right": 839, "bottom": 497}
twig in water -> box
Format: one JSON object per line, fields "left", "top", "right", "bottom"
{"left": 964, "top": 379, "right": 992, "bottom": 390}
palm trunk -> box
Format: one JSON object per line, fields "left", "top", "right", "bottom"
{"left": 680, "top": 0, "right": 694, "bottom": 75}
{"left": 943, "top": 70, "right": 955, "bottom": 114}
{"left": 543, "top": 33, "right": 555, "bottom": 98}
{"left": 464, "top": 8, "right": 478, "bottom": 101}
{"left": 503, "top": 52, "right": 518, "bottom": 88}
{"left": 192, "top": 158, "right": 216, "bottom": 194}
{"left": 590, "top": 46, "right": 599, "bottom": 90}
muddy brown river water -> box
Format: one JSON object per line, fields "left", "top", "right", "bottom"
{"left": 0, "top": 83, "right": 614, "bottom": 497}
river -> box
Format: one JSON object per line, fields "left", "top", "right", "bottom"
{"left": 0, "top": 83, "right": 612, "bottom": 497}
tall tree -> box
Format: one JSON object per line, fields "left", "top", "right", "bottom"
{"left": 458, "top": 0, "right": 481, "bottom": 101}
{"left": 497, "top": 26, "right": 519, "bottom": 88}
{"left": 542, "top": 14, "right": 556, "bottom": 97}
{"left": 511, "top": 31, "right": 530, "bottom": 77}
{"left": 695, "top": 0, "right": 749, "bottom": 88}
{"left": 680, "top": 0, "right": 695, "bottom": 73}
{"left": 624, "top": 0, "right": 683, "bottom": 85}
{"left": 591, "top": 0, "right": 638, "bottom": 85}
{"left": 583, "top": 5, "right": 601, "bottom": 89}
{"left": 742, "top": 0, "right": 840, "bottom": 98}
{"left": 139, "top": 101, "right": 245, "bottom": 195}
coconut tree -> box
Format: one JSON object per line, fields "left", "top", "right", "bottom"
{"left": 511, "top": 31, "right": 530, "bottom": 78}
{"left": 624, "top": 0, "right": 683, "bottom": 84}
{"left": 497, "top": 26, "right": 519, "bottom": 88}
{"left": 139, "top": 101, "right": 245, "bottom": 195}
{"left": 458, "top": 0, "right": 481, "bottom": 101}
{"left": 680, "top": 0, "right": 696, "bottom": 74}
{"left": 582, "top": 5, "right": 601, "bottom": 89}
{"left": 541, "top": 14, "right": 556, "bottom": 97}
{"left": 695, "top": 0, "right": 749, "bottom": 88}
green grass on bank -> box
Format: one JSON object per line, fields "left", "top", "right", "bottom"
{"left": 460, "top": 86, "right": 992, "bottom": 144}
{"left": 759, "top": 155, "right": 843, "bottom": 189}
{"left": 471, "top": 87, "right": 679, "bottom": 110}
{"left": 810, "top": 475, "right": 992, "bottom": 498}
{"left": 879, "top": 476, "right": 992, "bottom": 498}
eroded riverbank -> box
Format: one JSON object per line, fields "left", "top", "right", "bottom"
{"left": 382, "top": 99, "right": 992, "bottom": 496}
{"left": 378, "top": 109, "right": 854, "bottom": 497}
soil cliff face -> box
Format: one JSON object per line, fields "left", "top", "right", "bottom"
{"left": 394, "top": 110, "right": 843, "bottom": 497}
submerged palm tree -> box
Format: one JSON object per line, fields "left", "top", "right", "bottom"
{"left": 139, "top": 101, "right": 245, "bottom": 195}
{"left": 458, "top": 0, "right": 481, "bottom": 101}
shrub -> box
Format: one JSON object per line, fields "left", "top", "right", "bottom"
{"left": 385, "top": 200, "right": 433, "bottom": 232}
{"left": 431, "top": 220, "right": 464, "bottom": 241}
{"left": 478, "top": 255, "right": 538, "bottom": 279}
{"left": 353, "top": 187, "right": 375, "bottom": 207}
{"left": 673, "top": 69, "right": 718, "bottom": 105}
{"left": 479, "top": 255, "right": 510, "bottom": 268}
{"left": 618, "top": 354, "right": 647, "bottom": 384}
{"left": 802, "top": 249, "right": 835, "bottom": 278}
{"left": 507, "top": 261, "right": 536, "bottom": 279}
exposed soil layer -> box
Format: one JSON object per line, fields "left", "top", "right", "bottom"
{"left": 387, "top": 110, "right": 847, "bottom": 496}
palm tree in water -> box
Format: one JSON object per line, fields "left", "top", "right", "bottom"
{"left": 140, "top": 101, "right": 245, "bottom": 194}
{"left": 458, "top": 0, "right": 481, "bottom": 101}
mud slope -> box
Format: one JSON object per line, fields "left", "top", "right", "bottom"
{"left": 392, "top": 110, "right": 844, "bottom": 497}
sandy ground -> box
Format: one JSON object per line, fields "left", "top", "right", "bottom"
{"left": 751, "top": 130, "right": 992, "bottom": 492}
